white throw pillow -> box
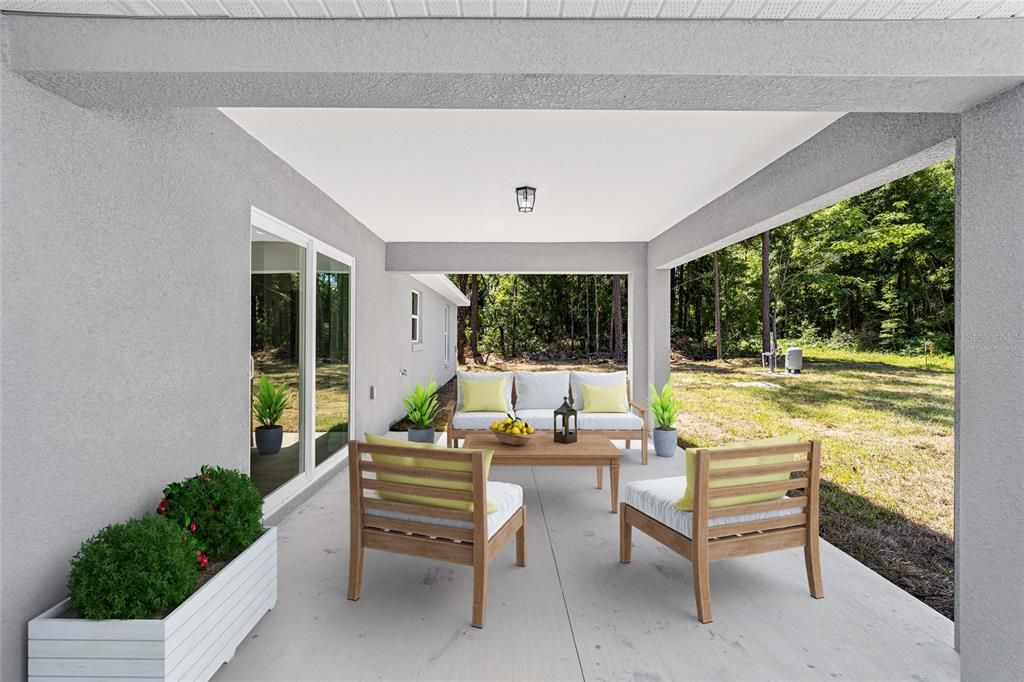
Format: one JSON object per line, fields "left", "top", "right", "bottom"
{"left": 569, "top": 370, "right": 628, "bottom": 411}
{"left": 513, "top": 371, "right": 570, "bottom": 410}
{"left": 456, "top": 371, "right": 514, "bottom": 412}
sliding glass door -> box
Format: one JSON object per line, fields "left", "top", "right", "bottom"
{"left": 250, "top": 228, "right": 306, "bottom": 497}
{"left": 249, "top": 208, "right": 354, "bottom": 508}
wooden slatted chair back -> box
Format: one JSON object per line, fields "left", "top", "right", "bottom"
{"left": 691, "top": 440, "right": 822, "bottom": 562}
{"left": 348, "top": 440, "right": 490, "bottom": 565}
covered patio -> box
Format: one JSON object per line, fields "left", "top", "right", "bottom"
{"left": 2, "top": 7, "right": 1022, "bottom": 681}
{"left": 217, "top": 442, "right": 957, "bottom": 681}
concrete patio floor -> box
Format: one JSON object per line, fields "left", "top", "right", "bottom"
{"left": 216, "top": 441, "right": 958, "bottom": 681}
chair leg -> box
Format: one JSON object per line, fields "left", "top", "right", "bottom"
{"left": 596, "top": 465, "right": 603, "bottom": 489}
{"left": 692, "top": 556, "right": 712, "bottom": 623}
{"left": 805, "top": 536, "right": 825, "bottom": 599}
{"left": 515, "top": 508, "right": 527, "bottom": 567}
{"left": 641, "top": 429, "right": 649, "bottom": 465}
{"left": 619, "top": 505, "right": 632, "bottom": 563}
{"left": 472, "top": 558, "right": 488, "bottom": 628}
{"left": 625, "top": 439, "right": 631, "bottom": 449}
{"left": 347, "top": 533, "right": 364, "bottom": 601}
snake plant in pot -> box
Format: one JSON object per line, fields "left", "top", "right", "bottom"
{"left": 253, "top": 375, "right": 290, "bottom": 455}
{"left": 403, "top": 379, "right": 440, "bottom": 444}
{"left": 649, "top": 380, "right": 681, "bottom": 457}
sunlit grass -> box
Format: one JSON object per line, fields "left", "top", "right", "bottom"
{"left": 672, "top": 345, "right": 954, "bottom": 617}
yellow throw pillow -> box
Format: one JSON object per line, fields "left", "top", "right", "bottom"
{"left": 364, "top": 434, "right": 496, "bottom": 513}
{"left": 581, "top": 383, "right": 627, "bottom": 413}
{"left": 674, "top": 434, "right": 802, "bottom": 511}
{"left": 459, "top": 377, "right": 508, "bottom": 413}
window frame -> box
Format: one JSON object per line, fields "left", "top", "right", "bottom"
{"left": 443, "top": 304, "right": 451, "bottom": 366}
{"left": 251, "top": 206, "right": 356, "bottom": 518}
{"left": 411, "top": 289, "right": 422, "bottom": 345}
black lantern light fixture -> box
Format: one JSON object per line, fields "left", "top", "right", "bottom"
{"left": 553, "top": 396, "right": 578, "bottom": 444}
{"left": 516, "top": 186, "right": 536, "bottom": 213}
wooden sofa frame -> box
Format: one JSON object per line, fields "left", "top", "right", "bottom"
{"left": 446, "top": 376, "right": 649, "bottom": 464}
{"left": 620, "top": 439, "right": 824, "bottom": 623}
{"left": 347, "top": 440, "right": 526, "bottom": 628}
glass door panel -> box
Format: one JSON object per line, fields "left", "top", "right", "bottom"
{"left": 250, "top": 227, "right": 306, "bottom": 496}
{"left": 315, "top": 253, "right": 351, "bottom": 466}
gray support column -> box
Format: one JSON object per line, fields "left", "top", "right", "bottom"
{"left": 955, "top": 83, "right": 1024, "bottom": 680}
{"left": 646, "top": 266, "right": 671, "bottom": 396}
{"left": 627, "top": 265, "right": 647, "bottom": 406}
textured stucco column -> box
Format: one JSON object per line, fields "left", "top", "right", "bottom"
{"left": 627, "top": 265, "right": 647, "bottom": 406}
{"left": 646, "top": 266, "right": 671, "bottom": 398}
{"left": 955, "top": 83, "right": 1024, "bottom": 680}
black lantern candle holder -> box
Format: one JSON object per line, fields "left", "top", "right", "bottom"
{"left": 553, "top": 396, "right": 578, "bottom": 444}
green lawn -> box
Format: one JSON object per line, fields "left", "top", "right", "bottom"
{"left": 253, "top": 359, "right": 350, "bottom": 433}
{"left": 672, "top": 346, "right": 954, "bottom": 618}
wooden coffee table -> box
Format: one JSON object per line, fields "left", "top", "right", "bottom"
{"left": 461, "top": 432, "right": 623, "bottom": 513}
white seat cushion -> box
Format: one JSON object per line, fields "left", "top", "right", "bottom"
{"left": 364, "top": 481, "right": 523, "bottom": 539}
{"left": 513, "top": 371, "right": 569, "bottom": 410}
{"left": 578, "top": 411, "right": 644, "bottom": 430}
{"left": 451, "top": 411, "right": 508, "bottom": 430}
{"left": 457, "top": 371, "right": 514, "bottom": 412}
{"left": 512, "top": 408, "right": 557, "bottom": 430}
{"left": 570, "top": 370, "right": 628, "bottom": 411}
{"left": 625, "top": 476, "right": 801, "bottom": 539}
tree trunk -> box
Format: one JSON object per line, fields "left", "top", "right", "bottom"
{"left": 470, "top": 275, "right": 482, "bottom": 363}
{"left": 611, "top": 274, "right": 624, "bottom": 361}
{"left": 456, "top": 274, "right": 468, "bottom": 364}
{"left": 713, "top": 252, "right": 723, "bottom": 360}
{"left": 594, "top": 278, "right": 600, "bottom": 355}
{"left": 761, "top": 231, "right": 771, "bottom": 354}
{"left": 585, "top": 280, "right": 591, "bottom": 355}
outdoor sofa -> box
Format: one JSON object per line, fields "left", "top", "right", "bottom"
{"left": 446, "top": 370, "right": 649, "bottom": 464}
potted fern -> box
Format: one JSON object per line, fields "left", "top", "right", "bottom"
{"left": 649, "top": 380, "right": 681, "bottom": 458}
{"left": 253, "top": 375, "right": 290, "bottom": 455}
{"left": 404, "top": 379, "right": 440, "bottom": 444}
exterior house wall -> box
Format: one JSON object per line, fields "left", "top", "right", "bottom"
{"left": 0, "top": 65, "right": 449, "bottom": 679}
{"left": 399, "top": 284, "right": 459, "bottom": 414}
{"left": 955, "top": 83, "right": 1024, "bottom": 681}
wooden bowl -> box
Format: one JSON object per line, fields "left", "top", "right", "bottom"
{"left": 493, "top": 430, "right": 533, "bottom": 446}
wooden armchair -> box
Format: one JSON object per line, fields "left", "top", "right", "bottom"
{"left": 347, "top": 439, "right": 526, "bottom": 628}
{"left": 620, "top": 439, "right": 824, "bottom": 623}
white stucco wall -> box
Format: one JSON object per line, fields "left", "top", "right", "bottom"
{"left": 0, "top": 62, "right": 453, "bottom": 679}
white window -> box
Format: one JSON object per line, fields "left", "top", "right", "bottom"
{"left": 411, "top": 290, "right": 421, "bottom": 343}
{"left": 443, "top": 304, "right": 451, "bottom": 365}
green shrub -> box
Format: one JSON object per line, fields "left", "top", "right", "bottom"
{"left": 68, "top": 515, "right": 198, "bottom": 620}
{"left": 160, "top": 465, "right": 263, "bottom": 562}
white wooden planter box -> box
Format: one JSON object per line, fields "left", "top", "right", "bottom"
{"left": 28, "top": 526, "right": 277, "bottom": 681}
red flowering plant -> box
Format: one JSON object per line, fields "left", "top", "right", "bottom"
{"left": 159, "top": 465, "right": 263, "bottom": 562}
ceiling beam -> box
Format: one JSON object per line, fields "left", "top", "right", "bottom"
{"left": 5, "top": 17, "right": 1024, "bottom": 111}
{"left": 648, "top": 112, "right": 959, "bottom": 269}
{"left": 386, "top": 242, "right": 646, "bottom": 274}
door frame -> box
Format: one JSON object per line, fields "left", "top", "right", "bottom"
{"left": 251, "top": 206, "right": 356, "bottom": 517}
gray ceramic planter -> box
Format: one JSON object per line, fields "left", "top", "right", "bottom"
{"left": 653, "top": 427, "right": 678, "bottom": 457}
{"left": 408, "top": 427, "right": 435, "bottom": 444}
{"left": 254, "top": 425, "right": 283, "bottom": 455}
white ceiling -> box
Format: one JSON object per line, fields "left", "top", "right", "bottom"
{"left": 3, "top": 0, "right": 1023, "bottom": 17}
{"left": 222, "top": 108, "right": 842, "bottom": 243}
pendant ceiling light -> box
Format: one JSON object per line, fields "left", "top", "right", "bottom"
{"left": 516, "top": 186, "right": 536, "bottom": 213}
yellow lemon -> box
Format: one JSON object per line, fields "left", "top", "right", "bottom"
{"left": 527, "top": 426, "right": 535, "bottom": 434}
